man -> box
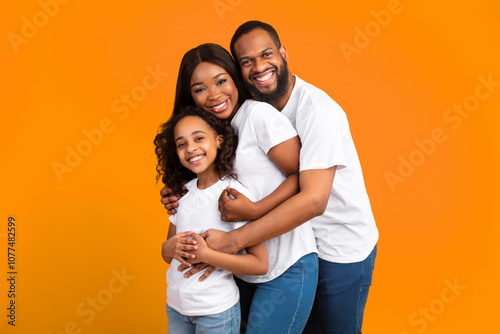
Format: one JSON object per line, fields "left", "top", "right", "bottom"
{"left": 163, "top": 21, "right": 379, "bottom": 333}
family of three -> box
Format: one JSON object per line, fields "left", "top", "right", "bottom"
{"left": 154, "top": 20, "right": 379, "bottom": 334}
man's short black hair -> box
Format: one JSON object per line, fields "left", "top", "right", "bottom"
{"left": 230, "top": 20, "right": 281, "bottom": 64}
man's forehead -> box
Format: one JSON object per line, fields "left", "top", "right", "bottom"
{"left": 235, "top": 29, "right": 277, "bottom": 57}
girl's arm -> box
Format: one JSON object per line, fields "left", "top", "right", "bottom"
{"left": 188, "top": 233, "right": 268, "bottom": 276}
{"left": 218, "top": 136, "right": 300, "bottom": 222}
{"left": 161, "top": 223, "right": 198, "bottom": 266}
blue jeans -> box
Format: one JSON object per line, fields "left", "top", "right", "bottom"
{"left": 166, "top": 301, "right": 240, "bottom": 334}
{"left": 236, "top": 252, "right": 318, "bottom": 334}
{"left": 303, "top": 244, "right": 377, "bottom": 334}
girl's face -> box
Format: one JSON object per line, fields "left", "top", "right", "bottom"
{"left": 174, "top": 115, "right": 223, "bottom": 180}
{"left": 190, "top": 62, "right": 240, "bottom": 121}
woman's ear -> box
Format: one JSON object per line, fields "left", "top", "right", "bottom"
{"left": 217, "top": 135, "right": 224, "bottom": 149}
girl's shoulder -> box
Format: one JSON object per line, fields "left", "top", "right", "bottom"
{"left": 178, "top": 179, "right": 198, "bottom": 201}
{"left": 221, "top": 177, "right": 255, "bottom": 202}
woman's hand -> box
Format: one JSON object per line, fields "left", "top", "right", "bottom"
{"left": 162, "top": 231, "right": 198, "bottom": 266}
{"left": 160, "top": 185, "right": 186, "bottom": 215}
{"left": 218, "top": 187, "right": 258, "bottom": 222}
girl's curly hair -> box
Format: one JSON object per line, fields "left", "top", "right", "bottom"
{"left": 154, "top": 106, "right": 238, "bottom": 194}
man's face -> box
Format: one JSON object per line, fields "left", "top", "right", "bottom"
{"left": 233, "top": 29, "right": 290, "bottom": 104}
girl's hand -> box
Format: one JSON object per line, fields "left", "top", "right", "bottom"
{"left": 218, "top": 187, "right": 258, "bottom": 222}
{"left": 162, "top": 231, "right": 198, "bottom": 266}
{"left": 160, "top": 185, "right": 186, "bottom": 215}
{"left": 186, "top": 233, "right": 211, "bottom": 265}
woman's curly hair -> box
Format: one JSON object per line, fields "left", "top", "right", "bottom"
{"left": 154, "top": 106, "right": 238, "bottom": 194}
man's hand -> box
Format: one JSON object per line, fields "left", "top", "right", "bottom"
{"left": 177, "top": 262, "right": 216, "bottom": 281}
{"left": 162, "top": 231, "right": 197, "bottom": 266}
{"left": 201, "top": 229, "right": 239, "bottom": 254}
{"left": 160, "top": 185, "right": 185, "bottom": 215}
{"left": 219, "top": 187, "right": 257, "bottom": 222}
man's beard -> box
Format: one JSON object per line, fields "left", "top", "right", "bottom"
{"left": 244, "top": 59, "right": 290, "bottom": 104}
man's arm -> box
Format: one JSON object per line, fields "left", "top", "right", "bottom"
{"left": 204, "top": 167, "right": 336, "bottom": 253}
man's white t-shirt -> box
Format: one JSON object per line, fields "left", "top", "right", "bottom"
{"left": 231, "top": 99, "right": 317, "bottom": 283}
{"left": 166, "top": 178, "right": 253, "bottom": 316}
{"left": 281, "top": 76, "right": 379, "bottom": 263}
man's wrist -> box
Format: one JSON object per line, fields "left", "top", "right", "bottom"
{"left": 228, "top": 228, "right": 244, "bottom": 252}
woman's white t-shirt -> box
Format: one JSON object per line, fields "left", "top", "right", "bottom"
{"left": 231, "top": 99, "right": 317, "bottom": 284}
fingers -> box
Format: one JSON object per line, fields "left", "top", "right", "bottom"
{"left": 160, "top": 186, "right": 174, "bottom": 196}
{"left": 218, "top": 188, "right": 229, "bottom": 203}
{"left": 177, "top": 262, "right": 191, "bottom": 272}
{"left": 173, "top": 255, "right": 192, "bottom": 267}
{"left": 160, "top": 186, "right": 170, "bottom": 196}
{"left": 161, "top": 195, "right": 180, "bottom": 208}
{"left": 226, "top": 187, "right": 240, "bottom": 198}
{"left": 191, "top": 233, "right": 204, "bottom": 243}
{"left": 180, "top": 263, "right": 209, "bottom": 278}
{"left": 167, "top": 208, "right": 177, "bottom": 215}
{"left": 198, "top": 265, "right": 216, "bottom": 281}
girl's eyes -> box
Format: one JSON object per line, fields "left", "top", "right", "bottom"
{"left": 193, "top": 87, "right": 205, "bottom": 94}
{"left": 177, "top": 137, "right": 203, "bottom": 148}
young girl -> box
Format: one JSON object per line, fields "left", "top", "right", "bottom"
{"left": 154, "top": 105, "right": 268, "bottom": 334}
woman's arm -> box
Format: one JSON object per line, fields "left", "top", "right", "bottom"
{"left": 218, "top": 136, "right": 301, "bottom": 222}
{"left": 189, "top": 233, "right": 268, "bottom": 276}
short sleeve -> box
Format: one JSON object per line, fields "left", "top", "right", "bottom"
{"left": 226, "top": 179, "right": 255, "bottom": 230}
{"left": 169, "top": 213, "right": 177, "bottom": 226}
{"left": 296, "top": 104, "right": 348, "bottom": 171}
{"left": 251, "top": 103, "right": 298, "bottom": 154}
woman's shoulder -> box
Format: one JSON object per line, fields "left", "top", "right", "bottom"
{"left": 241, "top": 99, "right": 279, "bottom": 113}
{"left": 238, "top": 99, "right": 288, "bottom": 125}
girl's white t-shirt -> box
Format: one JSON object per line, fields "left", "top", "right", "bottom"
{"left": 231, "top": 99, "right": 317, "bottom": 284}
{"left": 166, "top": 178, "right": 253, "bottom": 316}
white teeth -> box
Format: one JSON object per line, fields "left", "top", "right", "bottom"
{"left": 189, "top": 155, "right": 203, "bottom": 162}
{"left": 255, "top": 72, "right": 273, "bottom": 82}
{"left": 211, "top": 101, "right": 227, "bottom": 109}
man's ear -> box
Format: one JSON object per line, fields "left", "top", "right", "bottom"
{"left": 217, "top": 135, "right": 224, "bottom": 149}
{"left": 279, "top": 45, "right": 289, "bottom": 62}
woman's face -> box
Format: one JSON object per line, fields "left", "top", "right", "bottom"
{"left": 190, "top": 62, "right": 240, "bottom": 120}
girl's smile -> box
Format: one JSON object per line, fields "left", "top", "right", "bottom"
{"left": 174, "top": 116, "right": 223, "bottom": 189}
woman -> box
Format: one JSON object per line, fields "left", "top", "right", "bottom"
{"left": 161, "top": 43, "right": 318, "bottom": 333}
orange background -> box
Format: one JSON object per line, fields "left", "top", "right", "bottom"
{"left": 1, "top": 0, "right": 500, "bottom": 333}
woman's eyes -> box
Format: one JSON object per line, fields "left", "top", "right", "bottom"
{"left": 193, "top": 87, "right": 205, "bottom": 93}
{"left": 177, "top": 142, "right": 185, "bottom": 148}
{"left": 216, "top": 78, "right": 227, "bottom": 86}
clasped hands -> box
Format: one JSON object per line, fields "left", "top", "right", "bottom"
{"left": 162, "top": 228, "right": 237, "bottom": 281}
